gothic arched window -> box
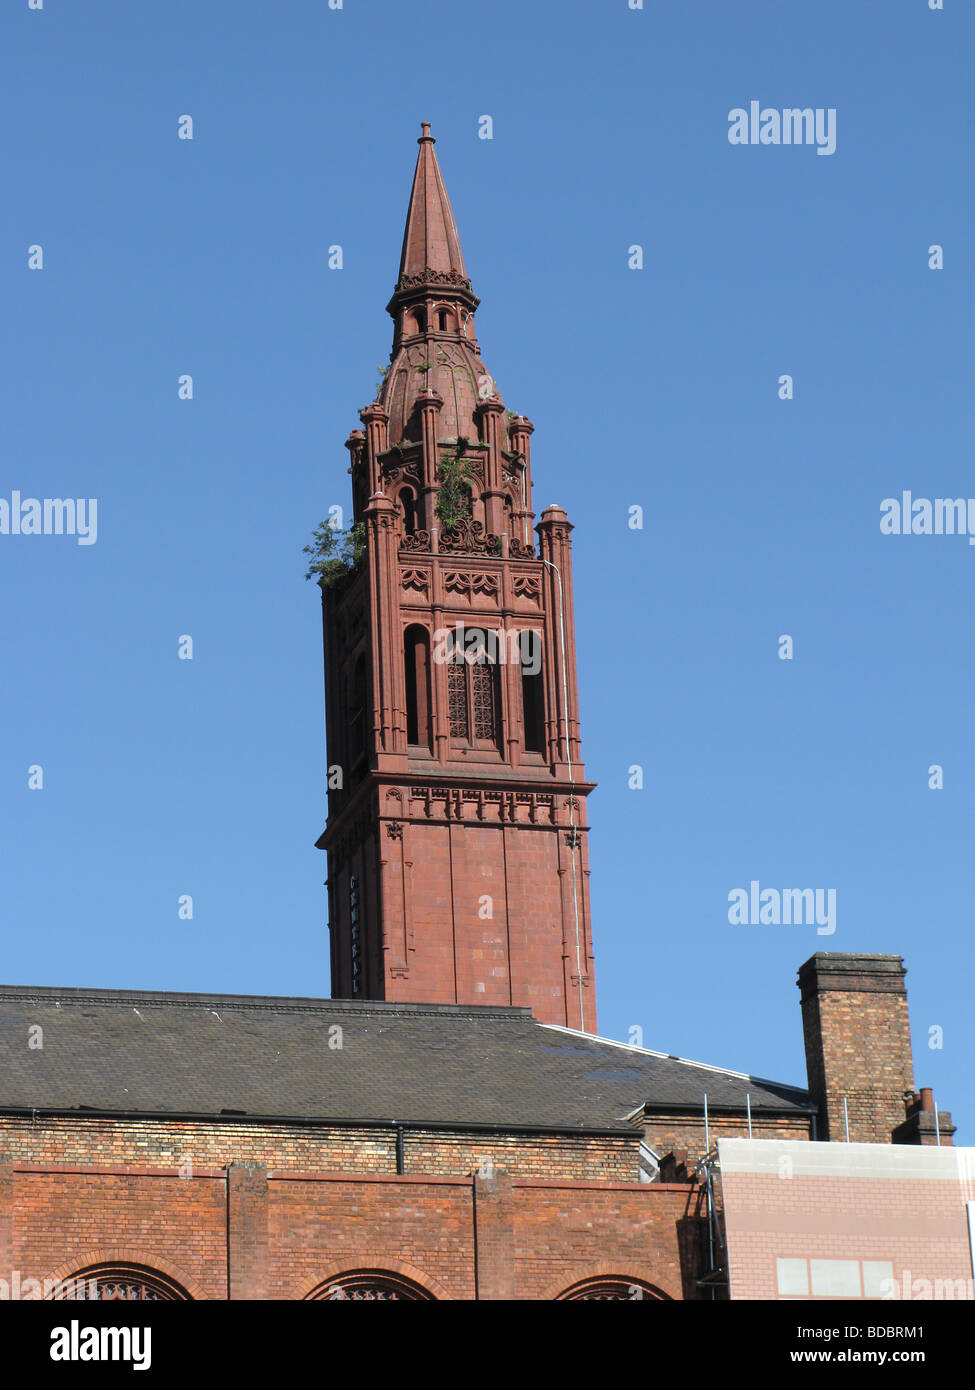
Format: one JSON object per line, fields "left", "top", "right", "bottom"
{"left": 51, "top": 1265, "right": 190, "bottom": 1301}
{"left": 521, "top": 662, "right": 545, "bottom": 755}
{"left": 398, "top": 486, "right": 418, "bottom": 535}
{"left": 307, "top": 1271, "right": 434, "bottom": 1301}
{"left": 447, "top": 647, "right": 500, "bottom": 751}
{"left": 353, "top": 473, "right": 368, "bottom": 523}
{"left": 555, "top": 1276, "right": 663, "bottom": 1301}
{"left": 404, "top": 625, "right": 431, "bottom": 749}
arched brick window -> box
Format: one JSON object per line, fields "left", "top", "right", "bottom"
{"left": 555, "top": 1276, "right": 663, "bottom": 1301}
{"left": 51, "top": 1264, "right": 191, "bottom": 1301}
{"left": 404, "top": 624, "right": 431, "bottom": 749}
{"left": 521, "top": 658, "right": 545, "bottom": 755}
{"left": 307, "top": 1270, "right": 434, "bottom": 1301}
{"left": 447, "top": 651, "right": 500, "bottom": 750}
{"left": 397, "top": 486, "right": 418, "bottom": 535}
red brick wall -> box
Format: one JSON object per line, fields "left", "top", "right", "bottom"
{"left": 5, "top": 1166, "right": 225, "bottom": 1300}
{"left": 642, "top": 1113, "right": 812, "bottom": 1166}
{"left": 502, "top": 822, "right": 579, "bottom": 1026}
{"left": 267, "top": 1173, "right": 475, "bottom": 1299}
{"left": 512, "top": 1180, "right": 702, "bottom": 1300}
{"left": 0, "top": 1161, "right": 704, "bottom": 1300}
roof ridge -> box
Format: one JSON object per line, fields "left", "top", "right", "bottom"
{"left": 539, "top": 1024, "right": 810, "bottom": 1099}
{"left": 0, "top": 984, "right": 533, "bottom": 1020}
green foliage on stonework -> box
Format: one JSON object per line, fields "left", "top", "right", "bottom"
{"left": 436, "top": 449, "right": 475, "bottom": 529}
{"left": 303, "top": 520, "right": 366, "bottom": 587}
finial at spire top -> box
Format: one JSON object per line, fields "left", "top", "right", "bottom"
{"left": 419, "top": 122, "right": 433, "bottom": 142}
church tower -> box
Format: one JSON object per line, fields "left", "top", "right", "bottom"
{"left": 316, "top": 124, "right": 597, "bottom": 1031}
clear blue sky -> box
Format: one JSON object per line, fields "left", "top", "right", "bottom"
{"left": 2, "top": 1, "right": 971, "bottom": 1139}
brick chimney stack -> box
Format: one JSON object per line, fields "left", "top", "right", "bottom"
{"left": 797, "top": 953, "right": 916, "bottom": 1144}
{"left": 892, "top": 1085, "right": 956, "bottom": 1146}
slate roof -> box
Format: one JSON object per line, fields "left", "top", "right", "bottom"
{"left": 0, "top": 985, "right": 812, "bottom": 1134}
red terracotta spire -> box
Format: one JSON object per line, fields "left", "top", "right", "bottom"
{"left": 382, "top": 124, "right": 489, "bottom": 444}
{"left": 397, "top": 122, "right": 468, "bottom": 286}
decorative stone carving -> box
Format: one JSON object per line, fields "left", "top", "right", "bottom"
{"left": 395, "top": 267, "right": 473, "bottom": 293}
{"left": 512, "top": 574, "right": 540, "bottom": 599}
{"left": 401, "top": 567, "right": 429, "bottom": 593}
{"left": 443, "top": 570, "right": 498, "bottom": 598}
{"left": 407, "top": 787, "right": 556, "bottom": 824}
{"left": 400, "top": 530, "right": 431, "bottom": 553}
{"left": 381, "top": 460, "right": 421, "bottom": 486}
{"left": 439, "top": 519, "right": 501, "bottom": 556}
{"left": 509, "top": 537, "right": 536, "bottom": 559}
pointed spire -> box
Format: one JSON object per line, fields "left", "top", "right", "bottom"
{"left": 381, "top": 124, "right": 492, "bottom": 443}
{"left": 397, "top": 122, "right": 468, "bottom": 283}
{"left": 388, "top": 124, "right": 477, "bottom": 316}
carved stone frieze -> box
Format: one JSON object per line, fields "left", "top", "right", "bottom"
{"left": 406, "top": 786, "right": 556, "bottom": 824}
{"left": 401, "top": 567, "right": 429, "bottom": 593}
{"left": 396, "top": 267, "right": 474, "bottom": 292}
{"left": 443, "top": 570, "right": 500, "bottom": 598}
{"left": 512, "top": 574, "right": 540, "bottom": 600}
